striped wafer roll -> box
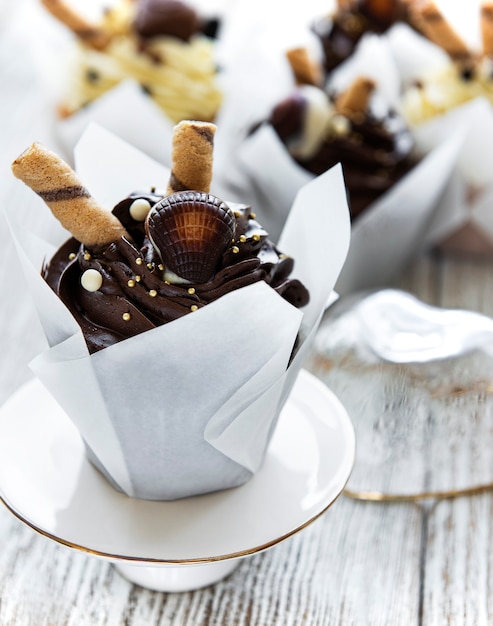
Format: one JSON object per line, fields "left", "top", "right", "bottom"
{"left": 41, "top": 0, "right": 112, "bottom": 49}
{"left": 166, "top": 121, "right": 216, "bottom": 195}
{"left": 11, "top": 143, "right": 129, "bottom": 246}
{"left": 410, "top": 1, "right": 469, "bottom": 59}
{"left": 286, "top": 48, "right": 323, "bottom": 87}
{"left": 482, "top": 2, "right": 493, "bottom": 57}
{"left": 335, "top": 77, "right": 376, "bottom": 120}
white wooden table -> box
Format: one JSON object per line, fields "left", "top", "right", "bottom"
{"left": 2, "top": 1, "right": 493, "bottom": 623}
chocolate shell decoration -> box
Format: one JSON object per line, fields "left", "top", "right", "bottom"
{"left": 146, "top": 191, "right": 236, "bottom": 283}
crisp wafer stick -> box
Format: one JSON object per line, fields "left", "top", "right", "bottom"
{"left": 335, "top": 77, "right": 376, "bottom": 119}
{"left": 482, "top": 2, "right": 493, "bottom": 56}
{"left": 410, "top": 0, "right": 469, "bottom": 59}
{"left": 336, "top": 0, "right": 354, "bottom": 10}
{"left": 166, "top": 121, "right": 216, "bottom": 195}
{"left": 286, "top": 47, "right": 323, "bottom": 87}
{"left": 11, "top": 143, "right": 128, "bottom": 246}
{"left": 41, "top": 0, "right": 112, "bottom": 49}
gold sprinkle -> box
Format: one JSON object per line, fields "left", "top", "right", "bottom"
{"left": 83, "top": 252, "right": 91, "bottom": 261}
{"left": 239, "top": 235, "right": 247, "bottom": 243}
{"left": 158, "top": 264, "right": 164, "bottom": 271}
{"left": 279, "top": 253, "right": 289, "bottom": 260}
{"left": 249, "top": 213, "right": 256, "bottom": 219}
{"left": 135, "top": 275, "right": 141, "bottom": 283}
{"left": 68, "top": 253, "right": 76, "bottom": 260}
{"left": 127, "top": 279, "right": 136, "bottom": 288}
{"left": 135, "top": 257, "right": 143, "bottom": 265}
{"left": 232, "top": 246, "right": 240, "bottom": 254}
{"left": 149, "top": 289, "right": 157, "bottom": 297}
{"left": 165, "top": 280, "right": 170, "bottom": 285}
{"left": 122, "top": 313, "right": 131, "bottom": 321}
{"left": 252, "top": 233, "right": 261, "bottom": 242}
{"left": 234, "top": 210, "right": 241, "bottom": 218}
{"left": 147, "top": 263, "right": 154, "bottom": 270}
{"left": 190, "top": 305, "right": 198, "bottom": 312}
{"left": 188, "top": 287, "right": 196, "bottom": 295}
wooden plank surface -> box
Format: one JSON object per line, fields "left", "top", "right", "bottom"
{"left": 1, "top": 1, "right": 493, "bottom": 624}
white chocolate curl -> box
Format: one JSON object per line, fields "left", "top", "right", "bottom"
{"left": 11, "top": 143, "right": 129, "bottom": 246}
{"left": 166, "top": 120, "right": 216, "bottom": 195}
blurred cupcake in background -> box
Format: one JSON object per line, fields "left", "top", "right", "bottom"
{"left": 394, "top": 1, "right": 493, "bottom": 257}
{"left": 40, "top": 0, "right": 223, "bottom": 123}
{"left": 264, "top": 48, "right": 418, "bottom": 219}
{"left": 401, "top": 1, "right": 493, "bottom": 125}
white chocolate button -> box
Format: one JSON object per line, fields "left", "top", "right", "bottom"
{"left": 81, "top": 268, "right": 103, "bottom": 292}
{"left": 129, "top": 198, "right": 151, "bottom": 221}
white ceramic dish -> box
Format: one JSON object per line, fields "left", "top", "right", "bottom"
{"left": 0, "top": 369, "right": 354, "bottom": 592}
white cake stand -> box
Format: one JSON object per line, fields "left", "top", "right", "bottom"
{"left": 0, "top": 370, "right": 354, "bottom": 592}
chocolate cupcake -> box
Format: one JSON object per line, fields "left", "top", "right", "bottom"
{"left": 10, "top": 122, "right": 349, "bottom": 501}
{"left": 266, "top": 74, "right": 417, "bottom": 218}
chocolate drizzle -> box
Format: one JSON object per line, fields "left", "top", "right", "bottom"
{"left": 43, "top": 190, "right": 309, "bottom": 353}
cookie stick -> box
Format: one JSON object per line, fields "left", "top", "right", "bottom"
{"left": 482, "top": 2, "right": 493, "bottom": 57}
{"left": 11, "top": 143, "right": 129, "bottom": 246}
{"left": 286, "top": 47, "right": 323, "bottom": 87}
{"left": 410, "top": 1, "right": 470, "bottom": 60}
{"left": 41, "top": 0, "right": 112, "bottom": 50}
{"left": 166, "top": 121, "right": 216, "bottom": 195}
{"left": 335, "top": 77, "right": 376, "bottom": 121}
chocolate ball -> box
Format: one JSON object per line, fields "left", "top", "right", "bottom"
{"left": 134, "top": 0, "right": 201, "bottom": 41}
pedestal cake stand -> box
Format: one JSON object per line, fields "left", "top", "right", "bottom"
{"left": 0, "top": 370, "right": 354, "bottom": 592}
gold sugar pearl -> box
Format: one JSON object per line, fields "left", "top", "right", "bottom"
{"left": 122, "top": 313, "right": 131, "bottom": 321}
{"left": 158, "top": 264, "right": 164, "bottom": 271}
{"left": 232, "top": 246, "right": 240, "bottom": 254}
{"left": 68, "top": 252, "right": 76, "bottom": 260}
{"left": 149, "top": 289, "right": 157, "bottom": 297}
{"left": 252, "top": 234, "right": 261, "bottom": 242}
{"left": 135, "top": 257, "right": 143, "bottom": 266}
{"left": 135, "top": 275, "right": 141, "bottom": 283}
{"left": 190, "top": 305, "right": 198, "bottom": 312}
{"left": 234, "top": 211, "right": 242, "bottom": 218}
{"left": 249, "top": 213, "right": 256, "bottom": 219}
{"left": 147, "top": 263, "right": 154, "bottom": 270}
{"left": 188, "top": 287, "right": 196, "bottom": 295}
{"left": 127, "top": 279, "right": 136, "bottom": 288}
{"left": 330, "top": 114, "right": 351, "bottom": 137}
{"left": 83, "top": 252, "right": 91, "bottom": 261}
{"left": 239, "top": 235, "right": 247, "bottom": 243}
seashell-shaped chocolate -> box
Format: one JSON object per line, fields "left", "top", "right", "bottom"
{"left": 145, "top": 191, "right": 236, "bottom": 283}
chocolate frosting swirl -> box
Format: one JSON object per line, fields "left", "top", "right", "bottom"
{"left": 43, "top": 190, "right": 309, "bottom": 353}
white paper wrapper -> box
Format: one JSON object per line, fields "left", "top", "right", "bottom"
{"left": 413, "top": 100, "right": 493, "bottom": 256}
{"left": 6, "top": 125, "right": 350, "bottom": 501}
{"left": 218, "top": 33, "right": 464, "bottom": 294}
